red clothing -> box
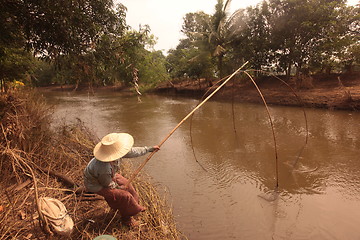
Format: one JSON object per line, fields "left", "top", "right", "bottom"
{"left": 96, "top": 174, "right": 145, "bottom": 217}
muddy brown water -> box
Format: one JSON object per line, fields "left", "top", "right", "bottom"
{"left": 44, "top": 91, "right": 360, "bottom": 240}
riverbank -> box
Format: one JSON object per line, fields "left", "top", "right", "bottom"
{"left": 0, "top": 91, "right": 182, "bottom": 239}
{"left": 154, "top": 73, "right": 360, "bottom": 111}
{"left": 37, "top": 72, "right": 360, "bottom": 111}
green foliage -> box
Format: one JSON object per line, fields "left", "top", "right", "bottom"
{"left": 136, "top": 50, "right": 169, "bottom": 87}
{"left": 181, "top": 12, "right": 212, "bottom": 41}
{"left": 168, "top": 0, "right": 359, "bottom": 82}
{"left": 166, "top": 11, "right": 217, "bottom": 79}
{"left": 22, "top": 0, "right": 118, "bottom": 58}
{"left": 31, "top": 59, "right": 57, "bottom": 86}
{"left": 0, "top": 46, "right": 34, "bottom": 84}
{"left": 167, "top": 0, "right": 260, "bottom": 79}
{"left": 0, "top": 1, "right": 169, "bottom": 90}
{"left": 166, "top": 38, "right": 214, "bottom": 79}
{"left": 267, "top": 0, "right": 351, "bottom": 76}
{"left": 228, "top": 2, "right": 272, "bottom": 72}
{"left": 0, "top": 0, "right": 119, "bottom": 89}
{"left": 0, "top": 49, "right": 42, "bottom": 90}
{"left": 91, "top": 25, "right": 168, "bottom": 87}
{"left": 208, "top": 0, "right": 240, "bottom": 77}
{"left": 37, "top": 24, "right": 168, "bottom": 88}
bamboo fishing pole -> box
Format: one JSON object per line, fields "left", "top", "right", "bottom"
{"left": 125, "top": 61, "right": 249, "bottom": 187}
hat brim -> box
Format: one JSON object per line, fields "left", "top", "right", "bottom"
{"left": 93, "top": 133, "right": 134, "bottom": 162}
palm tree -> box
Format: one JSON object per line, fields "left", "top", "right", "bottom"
{"left": 209, "top": 0, "right": 247, "bottom": 78}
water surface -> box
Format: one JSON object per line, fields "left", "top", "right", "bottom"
{"left": 44, "top": 91, "right": 360, "bottom": 240}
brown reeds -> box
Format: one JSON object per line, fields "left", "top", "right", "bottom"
{"left": 0, "top": 90, "right": 182, "bottom": 239}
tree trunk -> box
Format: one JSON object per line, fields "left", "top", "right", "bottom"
{"left": 0, "top": 79, "right": 4, "bottom": 92}
{"left": 344, "top": 64, "right": 353, "bottom": 74}
{"left": 295, "top": 63, "right": 301, "bottom": 80}
{"left": 325, "top": 65, "right": 332, "bottom": 75}
{"left": 218, "top": 55, "right": 224, "bottom": 78}
{"left": 286, "top": 63, "right": 292, "bottom": 81}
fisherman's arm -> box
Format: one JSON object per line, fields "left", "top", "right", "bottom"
{"left": 124, "top": 146, "right": 160, "bottom": 158}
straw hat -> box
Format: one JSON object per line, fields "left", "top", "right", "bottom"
{"left": 93, "top": 133, "right": 134, "bottom": 162}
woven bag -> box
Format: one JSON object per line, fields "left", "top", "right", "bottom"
{"left": 39, "top": 197, "right": 74, "bottom": 236}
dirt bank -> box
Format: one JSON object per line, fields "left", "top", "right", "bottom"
{"left": 154, "top": 73, "right": 360, "bottom": 111}
{"left": 0, "top": 91, "right": 181, "bottom": 239}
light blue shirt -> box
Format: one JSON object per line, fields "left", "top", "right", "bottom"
{"left": 84, "top": 146, "right": 153, "bottom": 192}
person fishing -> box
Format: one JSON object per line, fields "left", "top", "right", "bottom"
{"left": 83, "top": 132, "right": 160, "bottom": 227}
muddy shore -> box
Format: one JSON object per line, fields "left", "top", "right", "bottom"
{"left": 153, "top": 73, "right": 360, "bottom": 111}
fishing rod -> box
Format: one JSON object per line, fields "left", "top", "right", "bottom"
{"left": 125, "top": 61, "right": 249, "bottom": 187}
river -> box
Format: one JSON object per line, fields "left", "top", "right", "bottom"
{"left": 44, "top": 91, "right": 360, "bottom": 240}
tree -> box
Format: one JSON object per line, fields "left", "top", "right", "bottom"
{"left": 181, "top": 12, "right": 212, "bottom": 42}
{"left": 21, "top": 0, "right": 119, "bottom": 58}
{"left": 228, "top": 2, "right": 273, "bottom": 74}
{"left": 44, "top": 22, "right": 167, "bottom": 89}
{"left": 267, "top": 0, "right": 353, "bottom": 80}
{"left": 208, "top": 0, "right": 252, "bottom": 77}
{"left": 0, "top": 0, "right": 121, "bottom": 90}
{"left": 167, "top": 12, "right": 215, "bottom": 80}
{"left": 168, "top": 2, "right": 251, "bottom": 80}
{"left": 320, "top": 4, "right": 360, "bottom": 74}
{"left": 0, "top": 47, "right": 33, "bottom": 91}
{"left": 1, "top": 1, "right": 167, "bottom": 90}
{"left": 136, "top": 50, "right": 169, "bottom": 89}
{"left": 208, "top": 0, "right": 235, "bottom": 78}
{"left": 341, "top": 44, "right": 360, "bottom": 73}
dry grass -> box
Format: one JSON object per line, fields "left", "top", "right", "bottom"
{"left": 0, "top": 90, "right": 183, "bottom": 239}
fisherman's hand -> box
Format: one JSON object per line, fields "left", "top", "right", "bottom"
{"left": 150, "top": 145, "right": 160, "bottom": 152}
{"left": 118, "top": 185, "right": 129, "bottom": 191}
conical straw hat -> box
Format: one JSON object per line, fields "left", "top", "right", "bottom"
{"left": 93, "top": 133, "right": 134, "bottom": 162}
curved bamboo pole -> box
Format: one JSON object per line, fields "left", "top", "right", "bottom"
{"left": 247, "top": 69, "right": 309, "bottom": 169}
{"left": 125, "top": 62, "right": 249, "bottom": 187}
{"left": 243, "top": 71, "right": 279, "bottom": 188}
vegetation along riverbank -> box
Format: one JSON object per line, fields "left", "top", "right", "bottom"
{"left": 0, "top": 91, "right": 182, "bottom": 239}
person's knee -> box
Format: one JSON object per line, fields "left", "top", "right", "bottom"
{"left": 114, "top": 189, "right": 132, "bottom": 201}
{"left": 114, "top": 176, "right": 128, "bottom": 186}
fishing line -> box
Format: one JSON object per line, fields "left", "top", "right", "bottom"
{"left": 189, "top": 116, "right": 208, "bottom": 172}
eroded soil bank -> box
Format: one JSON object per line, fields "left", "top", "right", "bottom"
{"left": 154, "top": 73, "right": 360, "bottom": 111}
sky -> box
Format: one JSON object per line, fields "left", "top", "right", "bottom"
{"left": 118, "top": 0, "right": 359, "bottom": 54}
{"left": 118, "top": 0, "right": 263, "bottom": 53}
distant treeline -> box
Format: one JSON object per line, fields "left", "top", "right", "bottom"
{"left": 167, "top": 0, "right": 360, "bottom": 83}
{"left": 0, "top": 0, "right": 359, "bottom": 92}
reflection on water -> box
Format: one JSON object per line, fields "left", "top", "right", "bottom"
{"left": 44, "top": 91, "right": 360, "bottom": 240}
